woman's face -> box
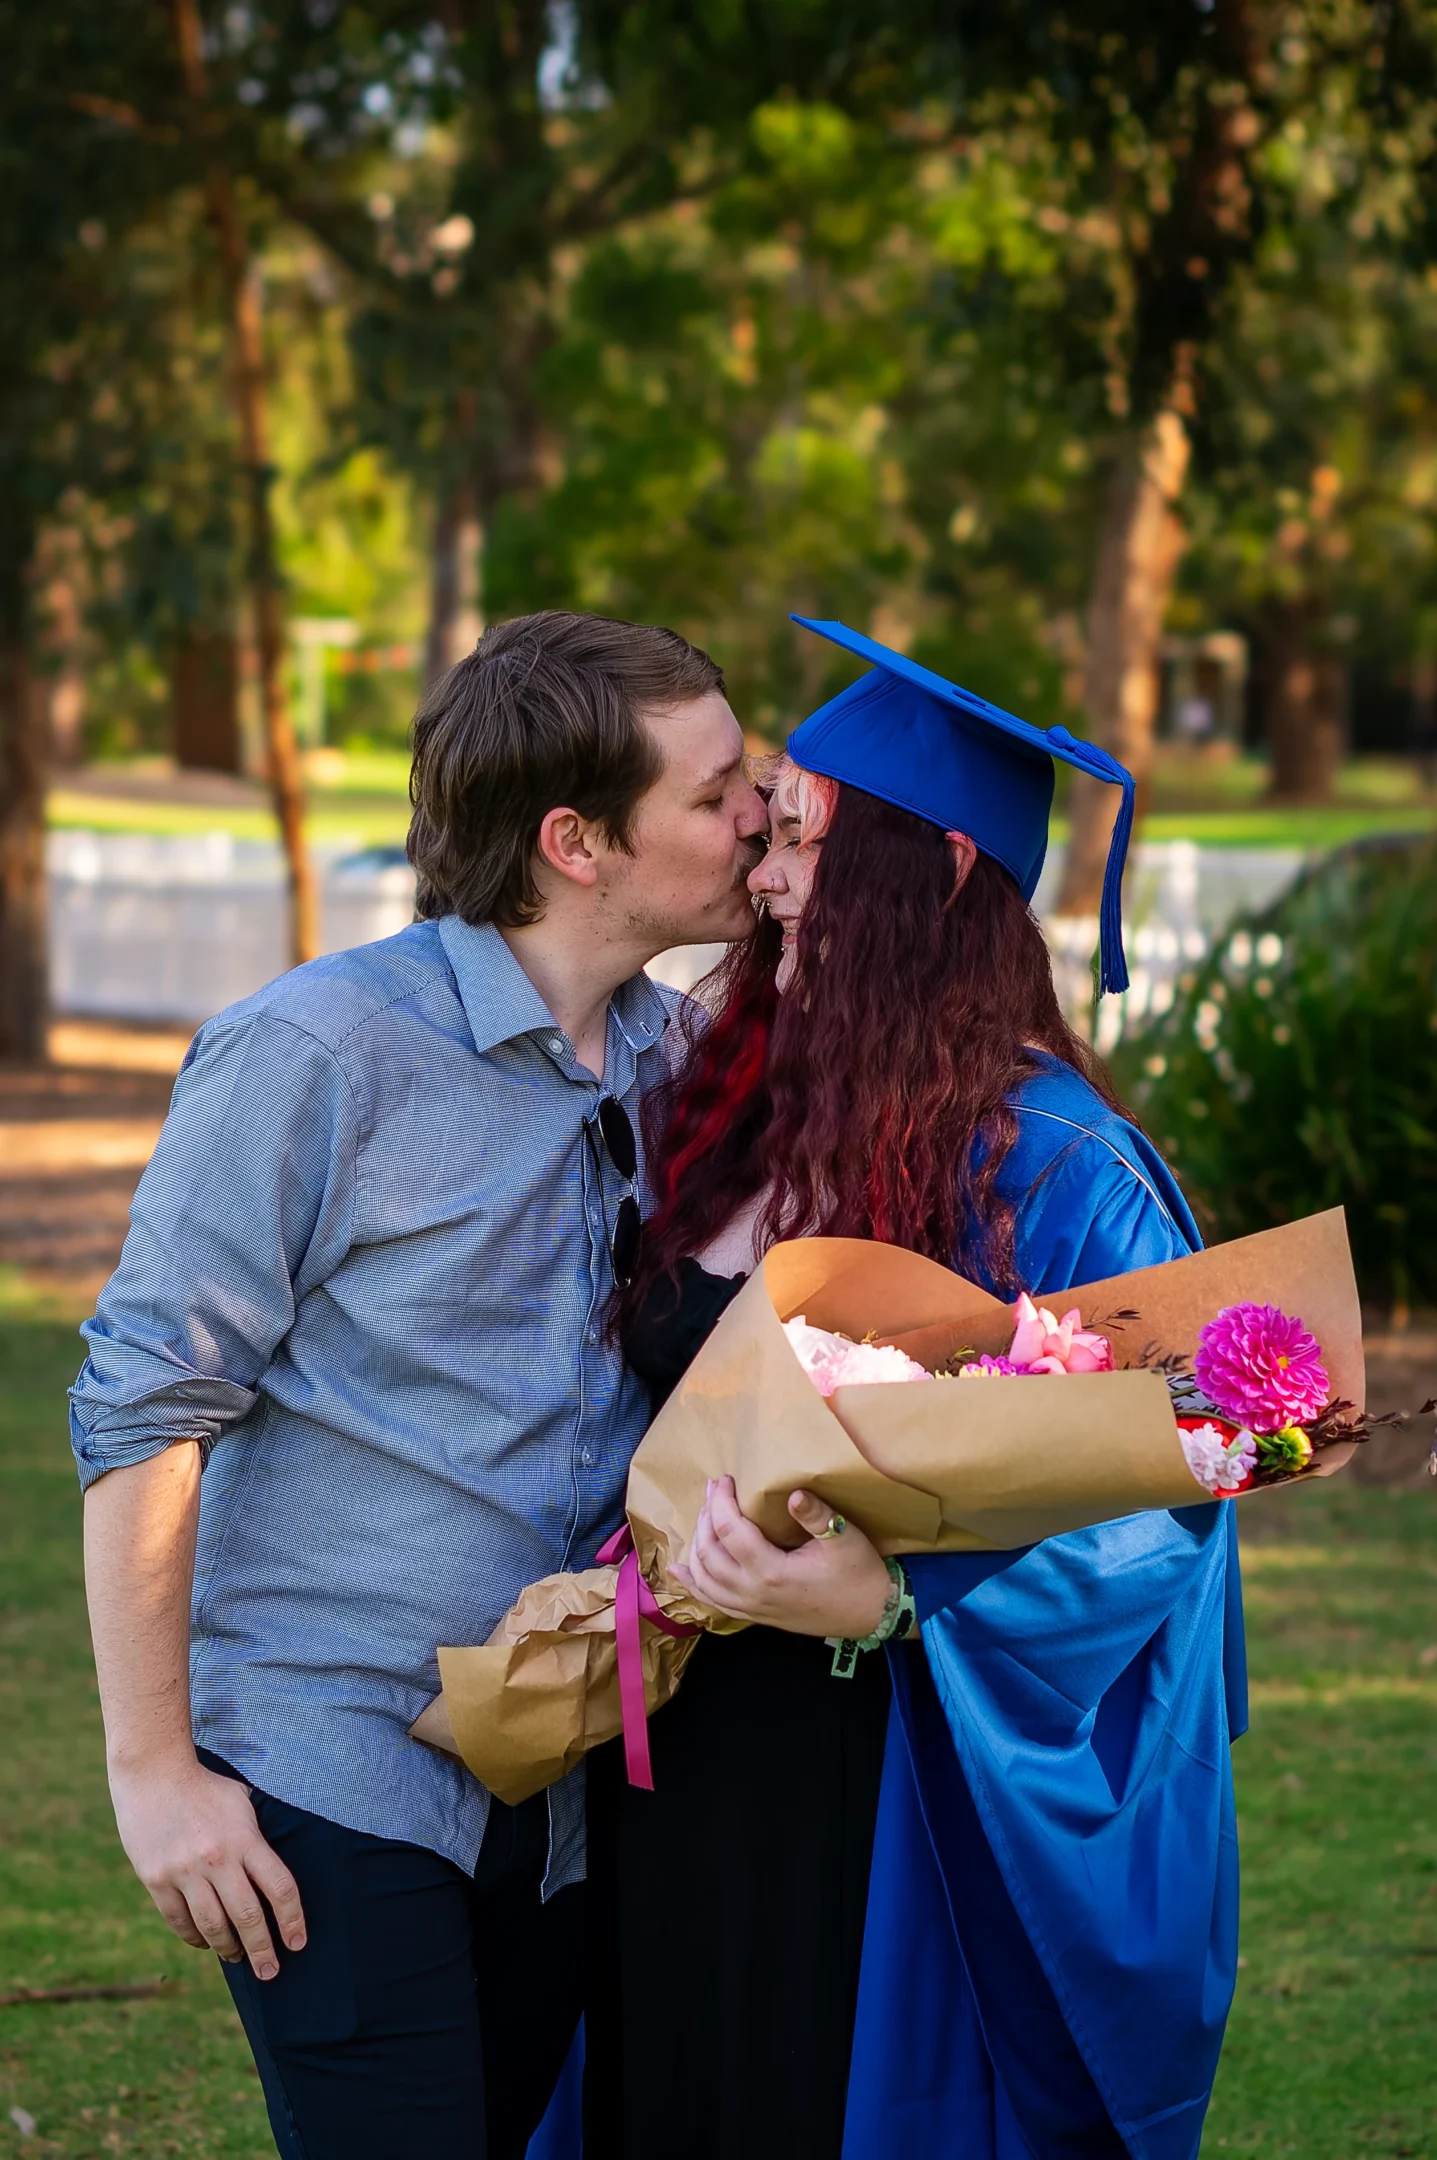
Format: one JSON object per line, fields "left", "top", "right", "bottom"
{"left": 746, "top": 759, "right": 837, "bottom": 994}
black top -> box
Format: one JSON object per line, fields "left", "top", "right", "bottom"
{"left": 622, "top": 1255, "right": 747, "bottom": 1410}
{"left": 586, "top": 1258, "right": 891, "bottom": 2160}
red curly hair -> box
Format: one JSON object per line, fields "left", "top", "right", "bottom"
{"left": 621, "top": 779, "right": 1122, "bottom": 1325}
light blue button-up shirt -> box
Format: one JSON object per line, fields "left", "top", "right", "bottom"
{"left": 70, "top": 917, "right": 674, "bottom": 1887}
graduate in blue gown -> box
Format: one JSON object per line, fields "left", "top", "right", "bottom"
{"left": 536, "top": 622, "right": 1244, "bottom": 2160}
{"left": 842, "top": 1054, "right": 1247, "bottom": 2160}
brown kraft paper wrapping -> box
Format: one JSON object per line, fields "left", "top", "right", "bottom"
{"left": 414, "top": 1207, "right": 1362, "bottom": 1802}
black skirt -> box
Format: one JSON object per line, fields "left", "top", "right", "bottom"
{"left": 583, "top": 1627, "right": 890, "bottom": 2160}
{"left": 584, "top": 1260, "right": 892, "bottom": 2160}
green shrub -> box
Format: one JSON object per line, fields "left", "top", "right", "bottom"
{"left": 1109, "top": 837, "right": 1437, "bottom": 1308}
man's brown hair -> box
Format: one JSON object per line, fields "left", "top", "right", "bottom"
{"left": 407, "top": 610, "right": 725, "bottom": 927}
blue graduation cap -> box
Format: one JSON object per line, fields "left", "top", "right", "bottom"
{"left": 786, "top": 616, "right": 1135, "bottom": 996}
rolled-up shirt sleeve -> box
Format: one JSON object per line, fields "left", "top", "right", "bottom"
{"left": 69, "top": 1013, "right": 359, "bottom": 1490}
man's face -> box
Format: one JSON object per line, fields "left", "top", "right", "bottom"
{"left": 603, "top": 692, "right": 768, "bottom": 950}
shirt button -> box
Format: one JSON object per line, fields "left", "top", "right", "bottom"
{"left": 586, "top": 1326, "right": 598, "bottom": 1346}
{"left": 546, "top": 1034, "right": 564, "bottom": 1055}
{"left": 579, "top": 1446, "right": 593, "bottom": 1467}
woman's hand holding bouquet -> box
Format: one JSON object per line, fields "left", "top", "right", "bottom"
{"left": 672, "top": 1478, "right": 892, "bottom": 1638}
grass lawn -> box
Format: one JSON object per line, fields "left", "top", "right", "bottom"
{"left": 1139, "top": 750, "right": 1437, "bottom": 851}
{"left": 46, "top": 750, "right": 1437, "bottom": 855}
{"left": 1202, "top": 1481, "right": 1437, "bottom": 2156}
{"left": 0, "top": 1282, "right": 268, "bottom": 2159}
{"left": 2, "top": 1277, "right": 1434, "bottom": 2156}
{"left": 48, "top": 750, "right": 416, "bottom": 851}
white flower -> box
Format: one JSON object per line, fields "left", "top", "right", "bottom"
{"left": 1180, "top": 1420, "right": 1258, "bottom": 1494}
{"left": 784, "top": 1317, "right": 931, "bottom": 1398}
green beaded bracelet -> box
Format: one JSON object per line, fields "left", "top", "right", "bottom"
{"left": 827, "top": 1558, "right": 917, "bottom": 1679}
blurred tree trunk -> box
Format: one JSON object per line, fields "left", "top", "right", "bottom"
{"left": 1056, "top": 409, "right": 1190, "bottom": 914}
{"left": 424, "top": 384, "right": 482, "bottom": 688}
{"left": 424, "top": 483, "right": 483, "bottom": 689}
{"left": 173, "top": 0, "right": 316, "bottom": 966}
{"left": 1056, "top": 0, "right": 1266, "bottom": 917}
{"left": 0, "top": 625, "right": 48, "bottom": 1060}
{"left": 170, "top": 626, "right": 241, "bottom": 773}
{"left": 1263, "top": 609, "right": 1345, "bottom": 804}
{"left": 423, "top": 362, "right": 554, "bottom": 686}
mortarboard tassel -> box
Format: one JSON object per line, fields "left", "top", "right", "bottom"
{"left": 1047, "top": 727, "right": 1135, "bottom": 998}
{"left": 1097, "top": 769, "right": 1135, "bottom": 997}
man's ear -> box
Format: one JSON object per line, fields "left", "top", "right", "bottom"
{"left": 535, "top": 806, "right": 602, "bottom": 889}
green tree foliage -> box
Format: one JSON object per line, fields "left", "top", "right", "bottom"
{"left": 0, "top": 4, "right": 180, "bottom": 1048}
{"left": 1181, "top": 21, "right": 1437, "bottom": 791}
{"left": 47, "top": 196, "right": 243, "bottom": 755}
{"left": 1110, "top": 837, "right": 1437, "bottom": 1307}
{"left": 59, "top": 209, "right": 428, "bottom": 757}
{"left": 11, "top": 2, "right": 1437, "bottom": 795}
{"left": 480, "top": 95, "right": 928, "bottom": 727}
{"left": 259, "top": 1, "right": 967, "bottom": 671}
{"left": 478, "top": 82, "right": 1119, "bottom": 732}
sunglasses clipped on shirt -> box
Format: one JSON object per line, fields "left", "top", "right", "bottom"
{"left": 588, "top": 1094, "right": 642, "bottom": 1289}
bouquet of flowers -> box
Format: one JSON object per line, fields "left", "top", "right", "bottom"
{"left": 784, "top": 1288, "right": 1388, "bottom": 1499}
{"left": 413, "top": 1208, "right": 1395, "bottom": 1803}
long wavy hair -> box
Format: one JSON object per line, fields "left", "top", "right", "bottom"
{"left": 621, "top": 777, "right": 1125, "bottom": 1326}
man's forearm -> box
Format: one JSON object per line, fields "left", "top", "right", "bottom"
{"left": 83, "top": 1442, "right": 204, "bottom": 1776}
{"left": 81, "top": 1441, "right": 306, "bottom": 1978}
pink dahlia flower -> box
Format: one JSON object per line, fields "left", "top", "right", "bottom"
{"left": 1007, "top": 1293, "right": 1115, "bottom": 1376}
{"left": 1194, "top": 1303, "right": 1329, "bottom": 1435}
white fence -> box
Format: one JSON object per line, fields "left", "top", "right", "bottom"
{"left": 48, "top": 833, "right": 418, "bottom": 1023}
{"left": 1031, "top": 840, "right": 1306, "bottom": 1050}
{"left": 47, "top": 829, "right": 1307, "bottom": 1042}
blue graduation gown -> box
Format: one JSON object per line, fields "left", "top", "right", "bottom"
{"left": 531, "top": 1057, "right": 1245, "bottom": 2160}
{"left": 842, "top": 1056, "right": 1246, "bottom": 2159}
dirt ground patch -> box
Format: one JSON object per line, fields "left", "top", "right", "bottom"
{"left": 0, "top": 1020, "right": 191, "bottom": 1304}
{"left": 4, "top": 1019, "right": 1434, "bottom": 1480}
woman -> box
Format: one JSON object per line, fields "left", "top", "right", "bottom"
{"left": 577, "top": 621, "right": 1246, "bottom": 2160}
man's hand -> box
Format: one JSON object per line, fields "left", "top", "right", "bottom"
{"left": 110, "top": 1758, "right": 306, "bottom": 1979}
{"left": 670, "top": 1477, "right": 891, "bottom": 1638}
{"left": 83, "top": 1445, "right": 305, "bottom": 1982}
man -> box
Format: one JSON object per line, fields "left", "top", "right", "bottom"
{"left": 71, "top": 611, "right": 767, "bottom": 2159}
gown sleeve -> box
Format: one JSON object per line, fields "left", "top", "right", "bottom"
{"left": 845, "top": 1119, "right": 1246, "bottom": 2160}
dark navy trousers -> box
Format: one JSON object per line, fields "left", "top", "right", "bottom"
{"left": 203, "top": 1754, "right": 584, "bottom": 2160}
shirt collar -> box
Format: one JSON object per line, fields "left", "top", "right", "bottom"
{"left": 437, "top": 916, "right": 672, "bottom": 1066}
{"left": 609, "top": 967, "right": 672, "bottom": 1060}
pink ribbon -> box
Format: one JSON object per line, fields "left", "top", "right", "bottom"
{"left": 596, "top": 1524, "right": 699, "bottom": 1791}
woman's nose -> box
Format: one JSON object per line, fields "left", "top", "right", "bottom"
{"left": 747, "top": 847, "right": 788, "bottom": 898}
